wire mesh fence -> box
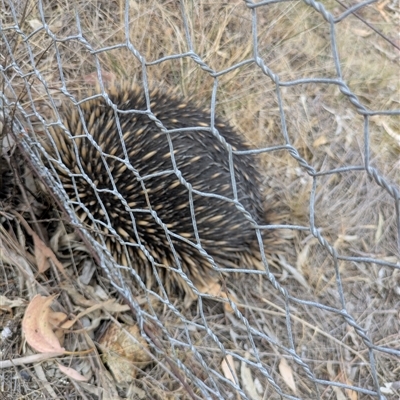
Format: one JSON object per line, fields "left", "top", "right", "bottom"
{"left": 1, "top": 0, "right": 399, "bottom": 399}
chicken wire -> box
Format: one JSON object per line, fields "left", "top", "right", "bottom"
{"left": 0, "top": 0, "right": 399, "bottom": 399}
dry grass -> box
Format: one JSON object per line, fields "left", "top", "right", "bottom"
{"left": 1, "top": 0, "right": 399, "bottom": 399}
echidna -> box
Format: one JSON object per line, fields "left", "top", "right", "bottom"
{"left": 42, "top": 83, "right": 268, "bottom": 306}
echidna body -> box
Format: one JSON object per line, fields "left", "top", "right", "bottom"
{"left": 44, "top": 84, "right": 267, "bottom": 305}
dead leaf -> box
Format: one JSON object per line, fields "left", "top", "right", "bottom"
{"left": 0, "top": 295, "right": 25, "bottom": 309}
{"left": 22, "top": 294, "right": 66, "bottom": 354}
{"left": 221, "top": 355, "right": 238, "bottom": 384}
{"left": 98, "top": 323, "right": 152, "bottom": 384}
{"left": 352, "top": 28, "right": 372, "bottom": 37}
{"left": 381, "top": 381, "right": 400, "bottom": 394}
{"left": 332, "top": 386, "right": 347, "bottom": 400}
{"left": 313, "top": 135, "right": 328, "bottom": 147}
{"left": 278, "top": 358, "right": 297, "bottom": 394}
{"left": 240, "top": 353, "right": 262, "bottom": 400}
{"left": 34, "top": 239, "right": 51, "bottom": 274}
{"left": 33, "top": 233, "right": 66, "bottom": 276}
{"left": 48, "top": 311, "right": 75, "bottom": 330}
{"left": 47, "top": 311, "right": 75, "bottom": 346}
{"left": 343, "top": 369, "right": 358, "bottom": 400}
{"left": 346, "top": 386, "right": 358, "bottom": 400}
{"left": 14, "top": 213, "right": 68, "bottom": 278}
{"left": 207, "top": 282, "right": 241, "bottom": 313}
{"left": 327, "top": 362, "right": 347, "bottom": 400}
{"left": 58, "top": 363, "right": 89, "bottom": 381}
{"left": 28, "top": 19, "right": 43, "bottom": 30}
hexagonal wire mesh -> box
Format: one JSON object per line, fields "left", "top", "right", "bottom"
{"left": 0, "top": 0, "right": 399, "bottom": 399}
